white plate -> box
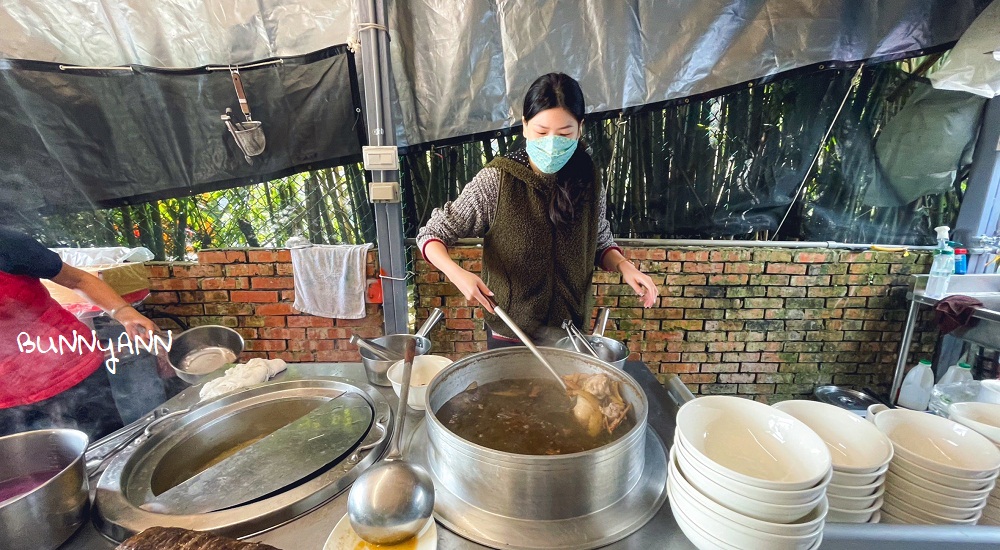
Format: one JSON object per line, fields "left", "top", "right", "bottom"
{"left": 324, "top": 514, "right": 437, "bottom": 550}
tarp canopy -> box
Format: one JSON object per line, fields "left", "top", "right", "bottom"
{"left": 0, "top": 0, "right": 993, "bottom": 212}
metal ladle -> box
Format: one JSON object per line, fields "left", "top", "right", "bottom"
{"left": 485, "top": 296, "right": 567, "bottom": 391}
{"left": 347, "top": 338, "right": 435, "bottom": 544}
{"left": 350, "top": 334, "right": 402, "bottom": 362}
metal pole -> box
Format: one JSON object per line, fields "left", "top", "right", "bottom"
{"left": 358, "top": 0, "right": 409, "bottom": 335}
{"left": 890, "top": 299, "right": 922, "bottom": 405}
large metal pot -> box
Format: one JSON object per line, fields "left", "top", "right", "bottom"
{"left": 0, "top": 429, "right": 90, "bottom": 550}
{"left": 423, "top": 347, "right": 648, "bottom": 520}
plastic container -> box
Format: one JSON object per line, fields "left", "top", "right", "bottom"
{"left": 928, "top": 380, "right": 980, "bottom": 417}
{"left": 939, "top": 362, "right": 974, "bottom": 385}
{"left": 926, "top": 226, "right": 954, "bottom": 299}
{"left": 954, "top": 248, "right": 968, "bottom": 275}
{"left": 898, "top": 359, "right": 934, "bottom": 411}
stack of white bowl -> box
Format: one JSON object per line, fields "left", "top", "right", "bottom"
{"left": 773, "top": 400, "right": 892, "bottom": 523}
{"left": 948, "top": 401, "right": 1000, "bottom": 526}
{"left": 872, "top": 408, "right": 1000, "bottom": 525}
{"left": 669, "top": 396, "right": 832, "bottom": 550}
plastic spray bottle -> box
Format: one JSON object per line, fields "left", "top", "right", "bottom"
{"left": 926, "top": 226, "right": 954, "bottom": 299}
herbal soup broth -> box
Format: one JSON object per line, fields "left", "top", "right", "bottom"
{"left": 434, "top": 378, "right": 635, "bottom": 455}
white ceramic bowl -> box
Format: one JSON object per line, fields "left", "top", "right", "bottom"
{"left": 826, "top": 479, "right": 884, "bottom": 498}
{"left": 949, "top": 402, "right": 1000, "bottom": 444}
{"left": 884, "top": 470, "right": 991, "bottom": 509}
{"left": 668, "top": 450, "right": 829, "bottom": 535}
{"left": 874, "top": 409, "right": 1000, "bottom": 479}
{"left": 827, "top": 498, "right": 883, "bottom": 524}
{"left": 669, "top": 476, "right": 823, "bottom": 550}
{"left": 670, "top": 492, "right": 742, "bottom": 550}
{"left": 885, "top": 484, "right": 987, "bottom": 520}
{"left": 668, "top": 469, "right": 825, "bottom": 549}
{"left": 827, "top": 486, "right": 884, "bottom": 510}
{"left": 978, "top": 380, "right": 1000, "bottom": 405}
{"left": 676, "top": 396, "right": 832, "bottom": 490}
{"left": 880, "top": 503, "right": 925, "bottom": 525}
{"left": 830, "top": 465, "right": 888, "bottom": 487}
{"left": 983, "top": 504, "right": 1000, "bottom": 523}
{"left": 773, "top": 400, "right": 893, "bottom": 474}
{"left": 675, "top": 437, "right": 831, "bottom": 507}
{"left": 387, "top": 355, "right": 453, "bottom": 411}
{"left": 889, "top": 454, "right": 998, "bottom": 492}
{"left": 882, "top": 491, "right": 982, "bottom": 524}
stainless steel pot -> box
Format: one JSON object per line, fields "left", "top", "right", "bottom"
{"left": 0, "top": 429, "right": 90, "bottom": 550}
{"left": 360, "top": 309, "right": 442, "bottom": 386}
{"left": 167, "top": 325, "right": 244, "bottom": 384}
{"left": 423, "top": 347, "right": 648, "bottom": 521}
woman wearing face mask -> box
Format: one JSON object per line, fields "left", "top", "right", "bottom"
{"left": 417, "top": 73, "right": 658, "bottom": 349}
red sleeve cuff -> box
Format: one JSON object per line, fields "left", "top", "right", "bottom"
{"left": 420, "top": 238, "right": 446, "bottom": 264}
{"left": 597, "top": 246, "right": 623, "bottom": 270}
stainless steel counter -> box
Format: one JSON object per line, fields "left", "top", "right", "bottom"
{"left": 62, "top": 361, "right": 1000, "bottom": 549}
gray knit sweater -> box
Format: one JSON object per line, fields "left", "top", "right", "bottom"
{"left": 416, "top": 150, "right": 618, "bottom": 263}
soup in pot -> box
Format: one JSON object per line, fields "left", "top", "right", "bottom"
{"left": 434, "top": 377, "right": 635, "bottom": 455}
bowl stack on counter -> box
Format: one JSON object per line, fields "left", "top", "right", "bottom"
{"left": 948, "top": 402, "right": 1000, "bottom": 525}
{"left": 773, "top": 401, "right": 892, "bottom": 524}
{"left": 669, "top": 396, "right": 832, "bottom": 550}
{"left": 872, "top": 408, "right": 1000, "bottom": 525}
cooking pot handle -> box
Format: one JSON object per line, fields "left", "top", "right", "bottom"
{"left": 85, "top": 407, "right": 190, "bottom": 477}
{"left": 349, "top": 416, "right": 389, "bottom": 463}
{"left": 415, "top": 308, "right": 444, "bottom": 338}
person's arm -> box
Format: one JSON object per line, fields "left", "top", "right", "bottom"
{"left": 49, "top": 264, "right": 159, "bottom": 339}
{"left": 417, "top": 168, "right": 500, "bottom": 312}
{"left": 599, "top": 249, "right": 658, "bottom": 308}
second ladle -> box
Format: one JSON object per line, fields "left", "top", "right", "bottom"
{"left": 485, "top": 296, "right": 567, "bottom": 391}
{"left": 347, "top": 338, "right": 435, "bottom": 544}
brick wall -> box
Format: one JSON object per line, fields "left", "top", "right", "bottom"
{"left": 146, "top": 248, "right": 382, "bottom": 362}
{"left": 414, "top": 246, "right": 939, "bottom": 402}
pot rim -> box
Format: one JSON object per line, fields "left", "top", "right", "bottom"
{"left": 424, "top": 346, "right": 648, "bottom": 463}
{"left": 0, "top": 428, "right": 88, "bottom": 506}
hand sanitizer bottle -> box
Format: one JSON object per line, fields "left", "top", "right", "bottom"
{"left": 926, "top": 226, "right": 954, "bottom": 299}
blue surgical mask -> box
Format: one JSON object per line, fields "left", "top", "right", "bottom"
{"left": 525, "top": 135, "right": 578, "bottom": 174}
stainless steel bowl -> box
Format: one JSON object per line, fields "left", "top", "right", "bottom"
{"left": 0, "top": 429, "right": 90, "bottom": 550}
{"left": 167, "top": 325, "right": 244, "bottom": 384}
{"left": 554, "top": 335, "right": 630, "bottom": 369}
{"left": 360, "top": 334, "right": 431, "bottom": 386}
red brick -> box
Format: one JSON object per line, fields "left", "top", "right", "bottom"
{"left": 795, "top": 252, "right": 834, "bottom": 263}
{"left": 287, "top": 316, "right": 335, "bottom": 327}
{"left": 153, "top": 278, "right": 200, "bottom": 291}
{"left": 259, "top": 327, "right": 306, "bottom": 340}
{"left": 315, "top": 350, "right": 363, "bottom": 362}
{"left": 245, "top": 339, "right": 286, "bottom": 351}
{"left": 172, "top": 264, "right": 223, "bottom": 278}
{"left": 200, "top": 277, "right": 250, "bottom": 290}
{"left": 248, "top": 250, "right": 279, "bottom": 263}
{"left": 198, "top": 250, "right": 248, "bottom": 264}
{"left": 256, "top": 303, "right": 296, "bottom": 316}
{"left": 230, "top": 290, "right": 278, "bottom": 303}
{"left": 225, "top": 264, "right": 274, "bottom": 277}
{"left": 146, "top": 265, "right": 171, "bottom": 278}
{"left": 252, "top": 277, "right": 295, "bottom": 289}
{"left": 306, "top": 327, "right": 352, "bottom": 339}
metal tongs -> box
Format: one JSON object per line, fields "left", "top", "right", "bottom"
{"left": 485, "top": 296, "right": 567, "bottom": 390}
{"left": 561, "top": 308, "right": 612, "bottom": 359}
{"left": 221, "top": 66, "right": 266, "bottom": 164}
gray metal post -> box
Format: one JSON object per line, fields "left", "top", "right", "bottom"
{"left": 954, "top": 97, "right": 1000, "bottom": 273}
{"left": 358, "top": 0, "right": 409, "bottom": 335}
{"left": 890, "top": 299, "right": 922, "bottom": 405}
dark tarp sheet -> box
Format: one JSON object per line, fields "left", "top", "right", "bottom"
{"left": 0, "top": 45, "right": 363, "bottom": 214}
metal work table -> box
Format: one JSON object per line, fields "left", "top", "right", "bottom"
{"left": 891, "top": 274, "right": 1000, "bottom": 402}
{"left": 63, "top": 361, "right": 1000, "bottom": 549}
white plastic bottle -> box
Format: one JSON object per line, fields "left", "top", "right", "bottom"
{"left": 938, "top": 362, "right": 974, "bottom": 385}
{"left": 898, "top": 359, "right": 934, "bottom": 411}
{"left": 925, "top": 226, "right": 954, "bottom": 299}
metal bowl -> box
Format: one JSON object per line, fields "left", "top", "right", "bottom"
{"left": 554, "top": 335, "right": 629, "bottom": 369}
{"left": 167, "top": 325, "right": 244, "bottom": 384}
{"left": 360, "top": 334, "right": 432, "bottom": 386}
{"left": 0, "top": 429, "right": 90, "bottom": 550}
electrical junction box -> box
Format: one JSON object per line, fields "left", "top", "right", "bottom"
{"left": 362, "top": 145, "right": 399, "bottom": 170}
{"left": 369, "top": 181, "right": 400, "bottom": 203}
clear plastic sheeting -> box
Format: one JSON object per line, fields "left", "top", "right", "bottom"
{"left": 929, "top": 0, "right": 1000, "bottom": 98}
{"left": 0, "top": 0, "right": 355, "bottom": 67}
{"left": 389, "top": 0, "right": 991, "bottom": 146}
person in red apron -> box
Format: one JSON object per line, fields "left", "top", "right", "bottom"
{"left": 0, "top": 227, "right": 159, "bottom": 439}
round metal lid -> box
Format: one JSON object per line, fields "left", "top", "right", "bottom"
{"left": 813, "top": 385, "right": 881, "bottom": 410}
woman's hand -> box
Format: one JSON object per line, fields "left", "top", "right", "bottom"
{"left": 448, "top": 268, "right": 496, "bottom": 313}
{"left": 114, "top": 306, "right": 160, "bottom": 340}
{"left": 619, "top": 262, "right": 658, "bottom": 308}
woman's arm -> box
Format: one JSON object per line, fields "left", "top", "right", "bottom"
{"left": 422, "top": 241, "right": 495, "bottom": 313}
{"left": 600, "top": 248, "right": 659, "bottom": 308}
{"left": 49, "top": 263, "right": 159, "bottom": 338}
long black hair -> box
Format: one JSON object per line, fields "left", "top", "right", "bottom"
{"left": 523, "top": 73, "right": 596, "bottom": 226}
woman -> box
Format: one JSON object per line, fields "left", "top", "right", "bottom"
{"left": 418, "top": 73, "right": 658, "bottom": 348}
{"left": 0, "top": 227, "right": 160, "bottom": 439}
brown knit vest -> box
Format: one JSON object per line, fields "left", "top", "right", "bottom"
{"left": 482, "top": 155, "right": 600, "bottom": 344}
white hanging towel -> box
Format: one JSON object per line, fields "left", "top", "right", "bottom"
{"left": 291, "top": 243, "right": 374, "bottom": 319}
